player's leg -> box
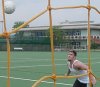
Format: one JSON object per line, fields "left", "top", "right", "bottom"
{"left": 73, "top": 79, "right": 87, "bottom": 87}
{"left": 73, "top": 79, "right": 81, "bottom": 87}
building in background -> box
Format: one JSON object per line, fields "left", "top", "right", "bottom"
{"left": 0, "top": 21, "right": 100, "bottom": 51}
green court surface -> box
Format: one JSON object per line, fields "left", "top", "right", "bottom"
{"left": 0, "top": 51, "right": 100, "bottom": 87}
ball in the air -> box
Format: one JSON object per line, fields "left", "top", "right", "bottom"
{"left": 4, "top": 0, "right": 15, "bottom": 14}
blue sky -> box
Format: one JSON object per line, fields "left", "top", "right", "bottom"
{"left": 0, "top": 0, "right": 100, "bottom": 32}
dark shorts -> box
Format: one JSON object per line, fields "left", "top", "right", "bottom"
{"left": 73, "top": 79, "right": 93, "bottom": 87}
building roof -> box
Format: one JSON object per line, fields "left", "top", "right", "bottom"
{"left": 19, "top": 23, "right": 100, "bottom": 31}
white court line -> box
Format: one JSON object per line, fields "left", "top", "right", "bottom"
{"left": 0, "top": 59, "right": 67, "bottom": 63}
{"left": 0, "top": 64, "right": 66, "bottom": 69}
{"left": 0, "top": 61, "right": 100, "bottom": 69}
{"left": 0, "top": 57, "right": 99, "bottom": 63}
{"left": 0, "top": 75, "right": 72, "bottom": 86}
{"left": 0, "top": 59, "right": 66, "bottom": 63}
{"left": 0, "top": 59, "right": 53, "bottom": 61}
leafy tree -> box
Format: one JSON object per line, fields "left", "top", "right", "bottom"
{"left": 91, "top": 42, "right": 98, "bottom": 49}
{"left": 13, "top": 21, "right": 29, "bottom": 28}
{"left": 47, "top": 26, "right": 63, "bottom": 46}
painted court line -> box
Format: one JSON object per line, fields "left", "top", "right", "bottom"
{"left": 0, "top": 57, "right": 99, "bottom": 63}
{"left": 0, "top": 56, "right": 100, "bottom": 62}
{"left": 0, "top": 59, "right": 66, "bottom": 63}
{"left": 0, "top": 61, "right": 100, "bottom": 69}
{"left": 0, "top": 62, "right": 100, "bottom": 69}
{"left": 0, "top": 64, "right": 66, "bottom": 69}
{"left": 0, "top": 75, "right": 72, "bottom": 86}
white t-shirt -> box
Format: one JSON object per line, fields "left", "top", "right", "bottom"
{"left": 67, "top": 60, "right": 89, "bottom": 83}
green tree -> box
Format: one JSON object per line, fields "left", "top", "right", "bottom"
{"left": 91, "top": 42, "right": 98, "bottom": 49}
{"left": 13, "top": 21, "right": 29, "bottom": 28}
{"left": 47, "top": 26, "right": 63, "bottom": 46}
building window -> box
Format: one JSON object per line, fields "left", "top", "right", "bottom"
{"left": 35, "top": 31, "right": 46, "bottom": 37}
{"left": 64, "top": 30, "right": 81, "bottom": 36}
{"left": 23, "top": 31, "right": 31, "bottom": 37}
{"left": 72, "top": 42, "right": 80, "bottom": 49}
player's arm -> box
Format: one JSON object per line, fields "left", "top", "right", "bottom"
{"left": 65, "top": 69, "right": 71, "bottom": 76}
{"left": 73, "top": 61, "right": 88, "bottom": 70}
{"left": 90, "top": 74, "right": 96, "bottom": 85}
{"left": 67, "top": 69, "right": 71, "bottom": 76}
{"left": 73, "top": 61, "right": 96, "bottom": 85}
